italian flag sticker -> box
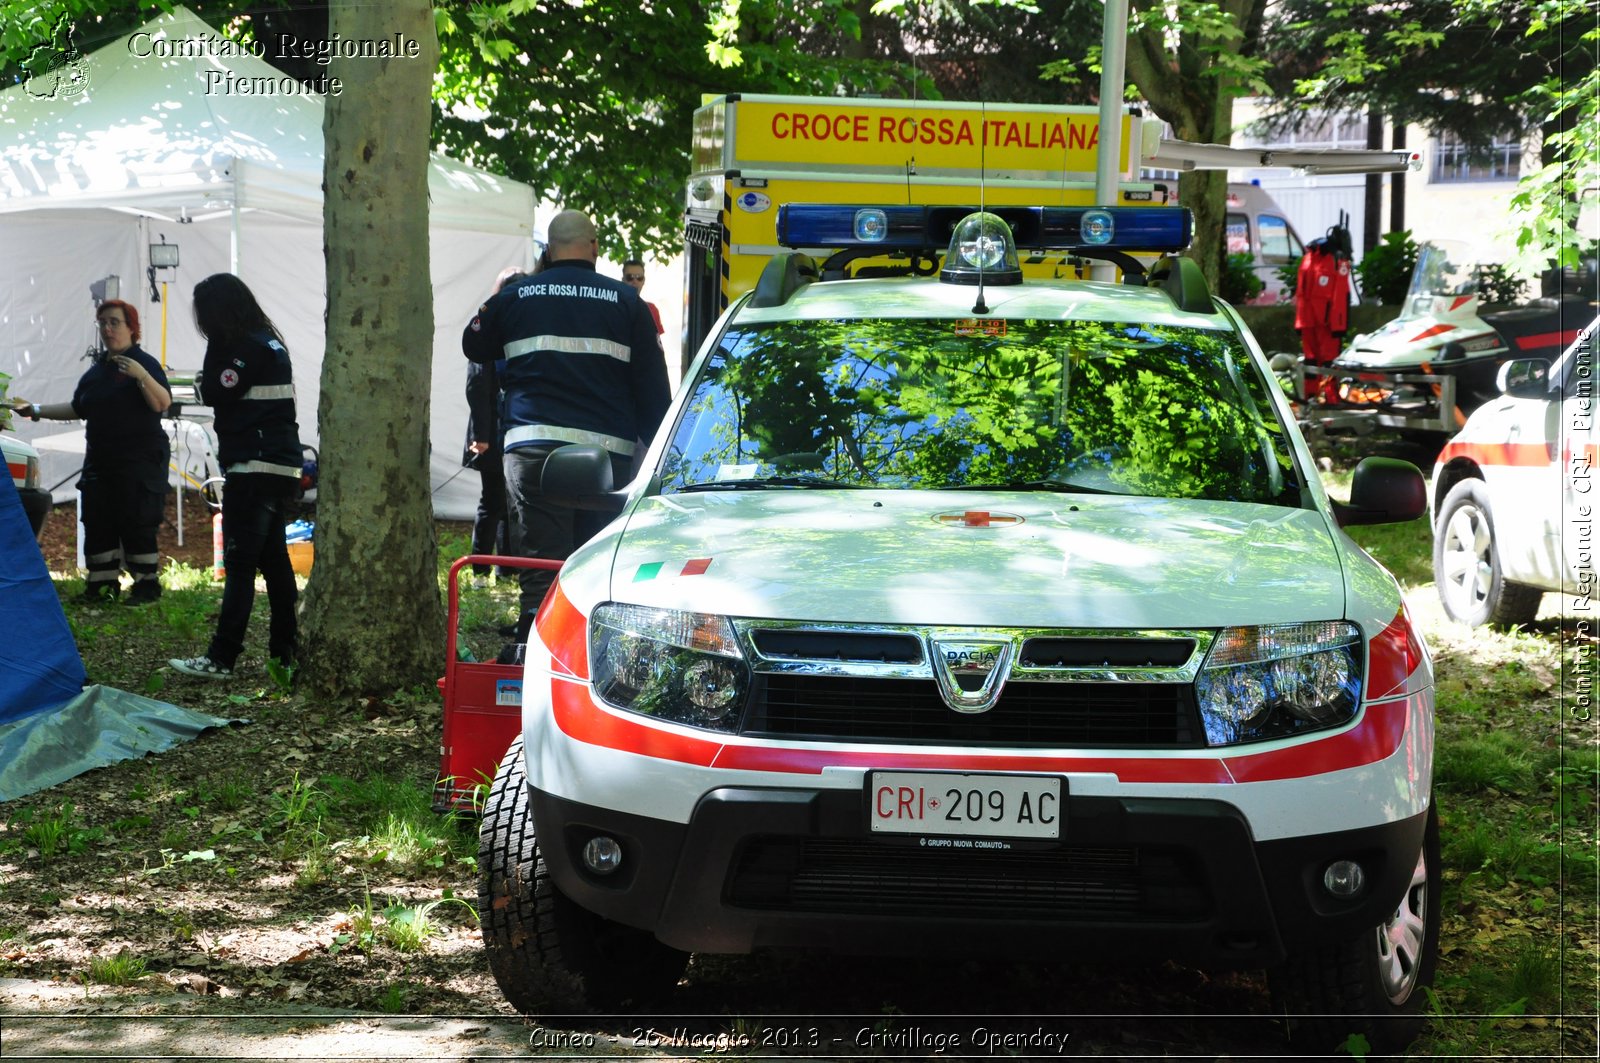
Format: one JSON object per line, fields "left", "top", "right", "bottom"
{"left": 633, "top": 558, "right": 713, "bottom": 581}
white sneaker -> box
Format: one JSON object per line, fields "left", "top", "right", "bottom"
{"left": 169, "top": 655, "right": 233, "bottom": 679}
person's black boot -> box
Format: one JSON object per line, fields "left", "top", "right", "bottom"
{"left": 127, "top": 581, "right": 162, "bottom": 605}
{"left": 80, "top": 582, "right": 119, "bottom": 604}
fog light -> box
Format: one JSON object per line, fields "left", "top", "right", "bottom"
{"left": 1322, "top": 859, "right": 1366, "bottom": 899}
{"left": 582, "top": 835, "right": 623, "bottom": 874}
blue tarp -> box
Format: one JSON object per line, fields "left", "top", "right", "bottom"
{"left": 0, "top": 685, "right": 241, "bottom": 802}
{"left": 0, "top": 475, "right": 84, "bottom": 724}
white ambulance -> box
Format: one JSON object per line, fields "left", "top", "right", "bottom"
{"left": 681, "top": 93, "right": 1174, "bottom": 370}
{"left": 478, "top": 202, "right": 1439, "bottom": 1053}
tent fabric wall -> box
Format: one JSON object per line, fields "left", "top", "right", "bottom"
{"left": 0, "top": 7, "right": 538, "bottom": 520}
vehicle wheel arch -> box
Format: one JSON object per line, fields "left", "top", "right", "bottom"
{"left": 1430, "top": 459, "right": 1482, "bottom": 524}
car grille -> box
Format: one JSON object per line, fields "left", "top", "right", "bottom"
{"left": 743, "top": 675, "right": 1203, "bottom": 748}
{"left": 726, "top": 837, "right": 1211, "bottom": 922}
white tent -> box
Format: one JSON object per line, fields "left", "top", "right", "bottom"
{"left": 0, "top": 7, "right": 538, "bottom": 520}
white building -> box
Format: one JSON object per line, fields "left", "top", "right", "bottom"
{"left": 1227, "top": 99, "right": 1553, "bottom": 270}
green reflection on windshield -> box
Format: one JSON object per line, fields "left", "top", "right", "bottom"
{"left": 661, "top": 317, "right": 1300, "bottom": 505}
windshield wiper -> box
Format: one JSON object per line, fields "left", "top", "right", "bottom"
{"left": 678, "top": 476, "right": 862, "bottom": 492}
{"left": 939, "top": 480, "right": 1119, "bottom": 494}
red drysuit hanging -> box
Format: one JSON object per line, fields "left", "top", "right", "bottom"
{"left": 1294, "top": 242, "right": 1351, "bottom": 403}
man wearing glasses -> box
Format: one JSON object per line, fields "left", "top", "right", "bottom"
{"left": 622, "top": 259, "right": 664, "bottom": 338}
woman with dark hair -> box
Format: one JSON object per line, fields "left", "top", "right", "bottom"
{"left": 10, "top": 298, "right": 172, "bottom": 603}
{"left": 169, "top": 274, "right": 301, "bottom": 679}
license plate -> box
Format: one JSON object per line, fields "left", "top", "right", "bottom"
{"left": 867, "top": 771, "right": 1061, "bottom": 840}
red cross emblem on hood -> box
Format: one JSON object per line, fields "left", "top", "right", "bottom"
{"left": 933, "top": 510, "right": 1024, "bottom": 528}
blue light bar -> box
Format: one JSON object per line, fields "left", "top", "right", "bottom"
{"left": 1038, "top": 206, "right": 1191, "bottom": 252}
{"left": 776, "top": 205, "right": 933, "bottom": 250}
{"left": 775, "top": 204, "right": 1192, "bottom": 254}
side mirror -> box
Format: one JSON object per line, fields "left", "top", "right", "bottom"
{"left": 539, "top": 444, "right": 628, "bottom": 512}
{"left": 1268, "top": 352, "right": 1298, "bottom": 373}
{"left": 1332, "top": 456, "right": 1426, "bottom": 527}
{"left": 1498, "top": 357, "right": 1551, "bottom": 399}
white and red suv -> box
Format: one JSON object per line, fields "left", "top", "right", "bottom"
{"left": 478, "top": 207, "right": 1438, "bottom": 1051}
{"left": 1431, "top": 316, "right": 1598, "bottom": 626}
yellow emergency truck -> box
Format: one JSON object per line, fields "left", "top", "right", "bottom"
{"left": 682, "top": 93, "right": 1170, "bottom": 366}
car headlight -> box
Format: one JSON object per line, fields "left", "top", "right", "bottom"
{"left": 589, "top": 603, "right": 749, "bottom": 733}
{"left": 1195, "top": 621, "right": 1362, "bottom": 746}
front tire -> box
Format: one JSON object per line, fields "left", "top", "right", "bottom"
{"left": 1271, "top": 804, "right": 1441, "bottom": 1053}
{"left": 1433, "top": 478, "right": 1543, "bottom": 627}
{"left": 477, "top": 735, "right": 688, "bottom": 1013}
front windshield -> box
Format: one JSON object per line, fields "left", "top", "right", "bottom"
{"left": 658, "top": 317, "right": 1302, "bottom": 506}
{"left": 1405, "top": 240, "right": 1479, "bottom": 314}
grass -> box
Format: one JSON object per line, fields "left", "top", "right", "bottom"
{"left": 83, "top": 950, "right": 148, "bottom": 986}
{"left": 10, "top": 803, "right": 103, "bottom": 860}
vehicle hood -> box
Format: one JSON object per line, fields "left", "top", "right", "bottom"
{"left": 589, "top": 491, "right": 1348, "bottom": 629}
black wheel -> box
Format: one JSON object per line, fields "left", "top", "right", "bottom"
{"left": 1271, "top": 804, "right": 1441, "bottom": 1054}
{"left": 477, "top": 735, "right": 688, "bottom": 1013}
{"left": 1432, "top": 478, "right": 1544, "bottom": 627}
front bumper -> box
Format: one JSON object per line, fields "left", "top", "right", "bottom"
{"left": 529, "top": 782, "right": 1428, "bottom": 967}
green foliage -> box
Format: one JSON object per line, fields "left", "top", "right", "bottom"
{"left": 83, "top": 949, "right": 147, "bottom": 986}
{"left": 1264, "top": 0, "right": 1597, "bottom": 275}
{"left": 439, "top": 0, "right": 921, "bottom": 257}
{"left": 1355, "top": 231, "right": 1419, "bottom": 305}
{"left": 1474, "top": 263, "right": 1527, "bottom": 306}
{"left": 12, "top": 802, "right": 102, "bottom": 860}
{"left": 1504, "top": 942, "right": 1561, "bottom": 1009}
{"left": 264, "top": 656, "right": 296, "bottom": 693}
{"left": 1220, "top": 252, "right": 1266, "bottom": 304}
{"left": 376, "top": 982, "right": 410, "bottom": 1013}
{"left": 673, "top": 318, "right": 1296, "bottom": 505}
{"left": 335, "top": 890, "right": 476, "bottom": 957}
{"left": 381, "top": 894, "right": 479, "bottom": 952}
{"left": 1435, "top": 732, "right": 1538, "bottom": 793}
{"left": 1275, "top": 259, "right": 1299, "bottom": 300}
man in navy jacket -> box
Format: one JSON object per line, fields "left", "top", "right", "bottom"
{"left": 463, "top": 210, "right": 671, "bottom": 637}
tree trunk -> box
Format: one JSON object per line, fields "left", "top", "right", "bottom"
{"left": 301, "top": 0, "right": 445, "bottom": 698}
{"left": 1123, "top": 0, "right": 1265, "bottom": 290}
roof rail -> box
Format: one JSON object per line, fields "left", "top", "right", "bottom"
{"left": 1148, "top": 255, "right": 1215, "bottom": 315}
{"left": 749, "top": 252, "right": 819, "bottom": 308}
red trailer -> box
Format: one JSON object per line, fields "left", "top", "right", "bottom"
{"left": 433, "top": 555, "right": 560, "bottom": 813}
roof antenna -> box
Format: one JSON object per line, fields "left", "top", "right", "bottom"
{"left": 973, "top": 100, "right": 989, "bottom": 315}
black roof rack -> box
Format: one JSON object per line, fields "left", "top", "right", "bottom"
{"left": 1149, "top": 255, "right": 1216, "bottom": 315}
{"left": 748, "top": 252, "right": 819, "bottom": 308}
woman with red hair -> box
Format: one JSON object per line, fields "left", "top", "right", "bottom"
{"left": 10, "top": 299, "right": 173, "bottom": 603}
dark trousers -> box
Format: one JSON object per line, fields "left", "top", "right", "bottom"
{"left": 470, "top": 449, "right": 508, "bottom": 574}
{"left": 207, "top": 473, "right": 298, "bottom": 668}
{"left": 79, "top": 450, "right": 168, "bottom": 595}
{"left": 503, "top": 445, "right": 626, "bottom": 634}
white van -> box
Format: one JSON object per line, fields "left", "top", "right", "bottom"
{"left": 1225, "top": 182, "right": 1304, "bottom": 306}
